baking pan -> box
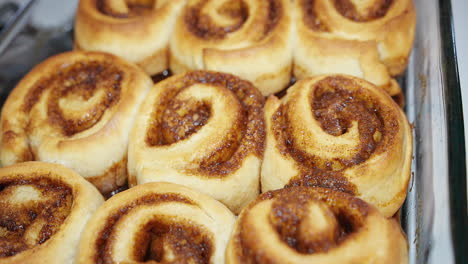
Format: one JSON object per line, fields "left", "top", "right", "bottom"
{"left": 0, "top": 0, "right": 466, "bottom": 263}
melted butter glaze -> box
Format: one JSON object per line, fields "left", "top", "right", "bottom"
{"left": 94, "top": 193, "right": 213, "bottom": 264}
{"left": 0, "top": 177, "right": 73, "bottom": 258}
{"left": 184, "top": 0, "right": 281, "bottom": 40}
{"left": 145, "top": 71, "right": 265, "bottom": 177}
{"left": 23, "top": 61, "right": 123, "bottom": 137}
{"left": 97, "top": 0, "right": 155, "bottom": 18}
{"left": 234, "top": 187, "right": 369, "bottom": 263}
{"left": 272, "top": 76, "right": 399, "bottom": 193}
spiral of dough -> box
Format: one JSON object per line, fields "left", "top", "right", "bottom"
{"left": 0, "top": 162, "right": 103, "bottom": 264}
{"left": 262, "top": 75, "right": 412, "bottom": 217}
{"left": 0, "top": 51, "right": 152, "bottom": 194}
{"left": 226, "top": 186, "right": 408, "bottom": 264}
{"left": 128, "top": 71, "right": 265, "bottom": 214}
{"left": 75, "top": 0, "right": 186, "bottom": 75}
{"left": 293, "top": 0, "right": 416, "bottom": 98}
{"left": 77, "top": 182, "right": 235, "bottom": 264}
{"left": 170, "top": 0, "right": 293, "bottom": 95}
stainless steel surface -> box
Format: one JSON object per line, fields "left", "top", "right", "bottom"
{"left": 452, "top": 0, "right": 468, "bottom": 170}
{"left": 0, "top": 0, "right": 35, "bottom": 55}
{"left": 403, "top": 1, "right": 454, "bottom": 262}
{"left": 0, "top": 0, "right": 463, "bottom": 263}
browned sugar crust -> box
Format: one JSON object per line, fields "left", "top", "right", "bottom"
{"left": 233, "top": 187, "right": 370, "bottom": 263}
{"left": 0, "top": 177, "right": 73, "bottom": 258}
{"left": 184, "top": 0, "right": 282, "bottom": 40}
{"left": 301, "top": 0, "right": 394, "bottom": 32}
{"left": 272, "top": 76, "right": 399, "bottom": 194}
{"left": 94, "top": 193, "right": 214, "bottom": 264}
{"left": 96, "top": 0, "right": 155, "bottom": 18}
{"left": 145, "top": 71, "right": 265, "bottom": 177}
{"left": 23, "top": 60, "right": 123, "bottom": 137}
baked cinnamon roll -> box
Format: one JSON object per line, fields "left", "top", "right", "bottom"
{"left": 128, "top": 71, "right": 265, "bottom": 214}
{"left": 170, "top": 0, "right": 293, "bottom": 95}
{"left": 0, "top": 162, "right": 103, "bottom": 264}
{"left": 262, "top": 75, "right": 412, "bottom": 217}
{"left": 77, "top": 182, "right": 235, "bottom": 264}
{"left": 226, "top": 186, "right": 408, "bottom": 264}
{"left": 75, "top": 0, "right": 186, "bottom": 75}
{"left": 0, "top": 51, "right": 152, "bottom": 195}
{"left": 293, "top": 0, "right": 416, "bottom": 97}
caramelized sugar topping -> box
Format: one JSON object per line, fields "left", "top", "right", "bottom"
{"left": 235, "top": 187, "right": 369, "bottom": 262}
{"left": 333, "top": 0, "right": 393, "bottom": 22}
{"left": 23, "top": 60, "right": 123, "bottom": 136}
{"left": 272, "top": 76, "right": 398, "bottom": 193}
{"left": 301, "top": 0, "right": 393, "bottom": 31}
{"left": 301, "top": 0, "right": 329, "bottom": 31}
{"left": 133, "top": 220, "right": 212, "bottom": 263}
{"left": 160, "top": 100, "right": 211, "bottom": 145}
{"left": 0, "top": 177, "right": 73, "bottom": 258}
{"left": 184, "top": 0, "right": 281, "bottom": 40}
{"left": 98, "top": 0, "right": 156, "bottom": 18}
{"left": 94, "top": 193, "right": 214, "bottom": 264}
{"left": 145, "top": 71, "right": 265, "bottom": 177}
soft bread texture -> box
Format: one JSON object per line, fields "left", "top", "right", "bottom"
{"left": 0, "top": 162, "right": 104, "bottom": 264}
{"left": 77, "top": 182, "right": 235, "bottom": 264}
{"left": 293, "top": 0, "right": 416, "bottom": 97}
{"left": 226, "top": 186, "right": 408, "bottom": 264}
{"left": 261, "top": 75, "right": 412, "bottom": 217}
{"left": 128, "top": 71, "right": 265, "bottom": 214}
{"left": 75, "top": 0, "right": 186, "bottom": 75}
{"left": 169, "top": 0, "right": 294, "bottom": 95}
{"left": 0, "top": 51, "right": 152, "bottom": 194}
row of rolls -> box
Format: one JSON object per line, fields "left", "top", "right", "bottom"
{"left": 74, "top": 0, "right": 416, "bottom": 100}
{"left": 0, "top": 163, "right": 408, "bottom": 264}
{"left": 0, "top": 49, "right": 412, "bottom": 263}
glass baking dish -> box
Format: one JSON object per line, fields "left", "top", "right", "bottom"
{"left": 0, "top": 0, "right": 466, "bottom": 263}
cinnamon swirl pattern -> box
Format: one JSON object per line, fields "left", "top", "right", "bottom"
{"left": 128, "top": 71, "right": 265, "bottom": 214}
{"left": 226, "top": 187, "right": 408, "bottom": 264}
{"left": 75, "top": 0, "right": 186, "bottom": 75}
{"left": 170, "top": 0, "right": 293, "bottom": 95}
{"left": 77, "top": 182, "right": 235, "bottom": 264}
{"left": 0, "top": 51, "right": 152, "bottom": 194}
{"left": 293, "top": 0, "right": 416, "bottom": 97}
{"left": 262, "top": 75, "right": 412, "bottom": 217}
{"left": 0, "top": 162, "right": 103, "bottom": 264}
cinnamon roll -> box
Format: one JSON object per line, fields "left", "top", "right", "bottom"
{"left": 293, "top": 0, "right": 416, "bottom": 97}
{"left": 226, "top": 186, "right": 408, "bottom": 264}
{"left": 262, "top": 75, "right": 412, "bottom": 217}
{"left": 77, "top": 182, "right": 235, "bottom": 264}
{"left": 0, "top": 51, "right": 152, "bottom": 195}
{"left": 0, "top": 162, "right": 104, "bottom": 264}
{"left": 75, "top": 0, "right": 186, "bottom": 75}
{"left": 128, "top": 71, "right": 265, "bottom": 214}
{"left": 169, "top": 0, "right": 293, "bottom": 96}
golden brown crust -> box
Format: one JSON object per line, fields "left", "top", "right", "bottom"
{"left": 74, "top": 0, "right": 186, "bottom": 75}
{"left": 226, "top": 186, "right": 408, "bottom": 264}
{"left": 128, "top": 71, "right": 265, "bottom": 214}
{"left": 0, "top": 51, "right": 152, "bottom": 194}
{"left": 293, "top": 0, "right": 416, "bottom": 97}
{"left": 77, "top": 182, "right": 235, "bottom": 264}
{"left": 0, "top": 162, "right": 103, "bottom": 264}
{"left": 169, "top": 0, "right": 294, "bottom": 95}
{"left": 261, "top": 75, "right": 412, "bottom": 217}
